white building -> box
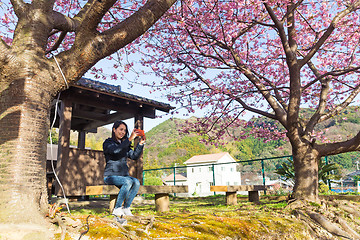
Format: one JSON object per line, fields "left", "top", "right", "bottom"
{"left": 184, "top": 152, "right": 241, "bottom": 197}
{"left": 163, "top": 173, "right": 188, "bottom": 186}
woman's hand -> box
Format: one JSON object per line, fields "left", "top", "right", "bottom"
{"left": 129, "top": 129, "right": 146, "bottom": 144}
{"left": 129, "top": 129, "right": 138, "bottom": 141}
{"left": 139, "top": 134, "right": 146, "bottom": 145}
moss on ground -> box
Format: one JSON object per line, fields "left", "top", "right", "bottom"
{"left": 51, "top": 195, "right": 318, "bottom": 239}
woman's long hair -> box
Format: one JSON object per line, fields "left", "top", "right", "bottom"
{"left": 111, "top": 120, "right": 129, "bottom": 141}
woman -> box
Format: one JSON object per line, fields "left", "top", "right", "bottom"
{"left": 103, "top": 120, "right": 146, "bottom": 216}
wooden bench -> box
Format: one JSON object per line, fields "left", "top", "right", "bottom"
{"left": 210, "top": 185, "right": 267, "bottom": 205}
{"left": 86, "top": 185, "right": 188, "bottom": 212}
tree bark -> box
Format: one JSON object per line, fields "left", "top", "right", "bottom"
{"left": 291, "top": 143, "right": 320, "bottom": 202}
{"left": 0, "top": 0, "right": 177, "bottom": 229}
{"left": 0, "top": 61, "right": 55, "bottom": 224}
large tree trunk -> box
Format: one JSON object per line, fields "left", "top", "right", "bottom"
{"left": 0, "top": 57, "right": 57, "bottom": 225}
{"left": 291, "top": 144, "right": 320, "bottom": 202}
{"left": 0, "top": 0, "right": 176, "bottom": 234}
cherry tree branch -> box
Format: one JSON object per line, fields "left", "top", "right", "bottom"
{"left": 32, "top": 0, "right": 56, "bottom": 11}
{"left": 56, "top": 0, "right": 177, "bottom": 82}
{"left": 46, "top": 31, "right": 68, "bottom": 54}
{"left": 286, "top": 4, "right": 297, "bottom": 54}
{"left": 319, "top": 83, "right": 360, "bottom": 122}
{"left": 0, "top": 38, "right": 11, "bottom": 64}
{"left": 299, "top": 56, "right": 330, "bottom": 136}
{"left": 302, "top": 66, "right": 360, "bottom": 91}
{"left": 252, "top": 72, "right": 289, "bottom": 111}
{"left": 305, "top": 80, "right": 330, "bottom": 136}
{"left": 51, "top": 11, "right": 78, "bottom": 32}
{"left": 317, "top": 131, "right": 360, "bottom": 157}
{"left": 299, "top": 1, "right": 360, "bottom": 67}
{"left": 74, "top": 0, "right": 118, "bottom": 32}
{"left": 99, "top": 0, "right": 177, "bottom": 54}
{"left": 189, "top": 23, "right": 288, "bottom": 123}
{"left": 264, "top": 2, "right": 300, "bottom": 133}
{"left": 263, "top": 3, "right": 296, "bottom": 65}
{"left": 178, "top": 58, "right": 277, "bottom": 120}
{"left": 229, "top": 48, "right": 287, "bottom": 124}
{"left": 10, "top": 0, "right": 27, "bottom": 17}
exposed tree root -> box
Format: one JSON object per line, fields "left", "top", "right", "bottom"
{"left": 289, "top": 199, "right": 360, "bottom": 240}
{"left": 144, "top": 217, "right": 155, "bottom": 234}
{"left": 293, "top": 210, "right": 321, "bottom": 239}
{"left": 339, "top": 203, "right": 360, "bottom": 218}
{"left": 49, "top": 215, "right": 67, "bottom": 240}
{"left": 336, "top": 216, "right": 360, "bottom": 240}
{"left": 307, "top": 211, "right": 352, "bottom": 239}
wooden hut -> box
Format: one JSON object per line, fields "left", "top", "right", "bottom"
{"left": 48, "top": 78, "right": 174, "bottom": 198}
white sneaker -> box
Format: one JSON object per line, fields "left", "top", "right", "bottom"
{"left": 123, "top": 207, "right": 133, "bottom": 216}
{"left": 112, "top": 207, "right": 124, "bottom": 216}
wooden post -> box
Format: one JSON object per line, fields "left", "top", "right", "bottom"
{"left": 109, "top": 195, "right": 117, "bottom": 213}
{"left": 226, "top": 192, "right": 237, "bottom": 205}
{"left": 55, "top": 98, "right": 72, "bottom": 196}
{"left": 155, "top": 193, "right": 170, "bottom": 212}
{"left": 78, "top": 131, "right": 86, "bottom": 149}
{"left": 130, "top": 116, "right": 144, "bottom": 184}
{"left": 249, "top": 191, "right": 260, "bottom": 202}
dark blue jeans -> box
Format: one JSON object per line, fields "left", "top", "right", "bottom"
{"left": 104, "top": 176, "right": 140, "bottom": 209}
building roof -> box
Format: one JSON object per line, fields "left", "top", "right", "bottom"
{"left": 184, "top": 152, "right": 233, "bottom": 165}
{"left": 76, "top": 78, "right": 174, "bottom": 112}
{"left": 50, "top": 78, "right": 175, "bottom": 131}
{"left": 347, "top": 170, "right": 360, "bottom": 177}
{"left": 163, "top": 173, "right": 187, "bottom": 182}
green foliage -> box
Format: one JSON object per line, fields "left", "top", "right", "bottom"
{"left": 353, "top": 175, "right": 360, "bottom": 184}
{"left": 275, "top": 157, "right": 341, "bottom": 186}
{"left": 48, "top": 128, "right": 59, "bottom": 144}
{"left": 144, "top": 175, "right": 163, "bottom": 185}
{"left": 319, "top": 182, "right": 331, "bottom": 194}
{"left": 318, "top": 160, "right": 341, "bottom": 184}
{"left": 85, "top": 134, "right": 103, "bottom": 150}
{"left": 156, "top": 135, "right": 210, "bottom": 166}
{"left": 274, "top": 158, "right": 295, "bottom": 184}
{"left": 327, "top": 152, "right": 360, "bottom": 170}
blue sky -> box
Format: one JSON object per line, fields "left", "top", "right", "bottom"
{"left": 84, "top": 56, "right": 197, "bottom": 132}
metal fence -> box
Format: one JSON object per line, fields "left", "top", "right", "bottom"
{"left": 142, "top": 155, "right": 293, "bottom": 195}
{"left": 142, "top": 155, "right": 353, "bottom": 196}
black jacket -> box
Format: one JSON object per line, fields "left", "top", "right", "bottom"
{"left": 103, "top": 137, "right": 144, "bottom": 177}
